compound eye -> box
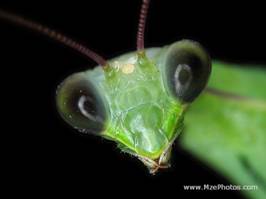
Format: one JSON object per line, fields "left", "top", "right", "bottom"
{"left": 56, "top": 72, "right": 106, "bottom": 134}
{"left": 174, "top": 63, "right": 192, "bottom": 96}
{"left": 164, "top": 40, "right": 211, "bottom": 102}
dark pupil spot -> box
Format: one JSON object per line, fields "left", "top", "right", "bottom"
{"left": 70, "top": 86, "right": 98, "bottom": 120}
{"left": 78, "top": 95, "right": 96, "bottom": 120}
{"left": 82, "top": 96, "right": 96, "bottom": 115}
{"left": 178, "top": 65, "right": 191, "bottom": 85}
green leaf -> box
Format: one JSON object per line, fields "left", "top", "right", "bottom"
{"left": 180, "top": 61, "right": 266, "bottom": 199}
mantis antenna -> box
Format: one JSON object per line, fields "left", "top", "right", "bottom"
{"left": 137, "top": 0, "right": 150, "bottom": 51}
{"left": 0, "top": 9, "right": 107, "bottom": 66}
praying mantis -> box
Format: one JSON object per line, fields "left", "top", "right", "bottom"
{"left": 0, "top": 1, "right": 265, "bottom": 199}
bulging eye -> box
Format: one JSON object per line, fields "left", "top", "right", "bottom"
{"left": 56, "top": 72, "right": 107, "bottom": 135}
{"left": 162, "top": 40, "right": 211, "bottom": 102}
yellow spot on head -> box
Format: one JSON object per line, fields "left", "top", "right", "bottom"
{"left": 122, "top": 63, "right": 135, "bottom": 74}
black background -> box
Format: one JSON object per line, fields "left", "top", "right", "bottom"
{"left": 1, "top": 0, "right": 265, "bottom": 198}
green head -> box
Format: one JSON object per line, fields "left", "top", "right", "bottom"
{"left": 56, "top": 40, "right": 211, "bottom": 173}
{"left": 56, "top": 1, "right": 211, "bottom": 173}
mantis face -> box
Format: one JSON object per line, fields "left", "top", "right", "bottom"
{"left": 56, "top": 40, "right": 211, "bottom": 173}
{"left": 0, "top": 1, "right": 210, "bottom": 174}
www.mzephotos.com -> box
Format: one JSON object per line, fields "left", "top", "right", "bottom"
{"left": 183, "top": 184, "right": 258, "bottom": 191}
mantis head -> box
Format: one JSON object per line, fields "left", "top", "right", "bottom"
{"left": 55, "top": 1, "right": 211, "bottom": 173}
{"left": 0, "top": 5, "right": 210, "bottom": 172}
{"left": 56, "top": 40, "right": 211, "bottom": 173}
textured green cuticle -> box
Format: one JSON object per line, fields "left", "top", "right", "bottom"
{"left": 97, "top": 54, "right": 184, "bottom": 159}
